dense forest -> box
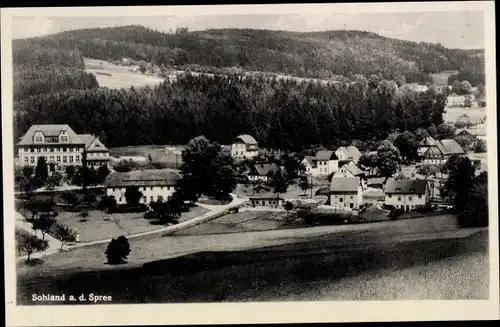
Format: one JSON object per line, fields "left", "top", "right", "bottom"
{"left": 14, "top": 73, "right": 446, "bottom": 151}
{"left": 13, "top": 42, "right": 99, "bottom": 101}
{"left": 13, "top": 25, "right": 485, "bottom": 84}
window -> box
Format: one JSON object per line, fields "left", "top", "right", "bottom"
{"left": 150, "top": 187, "right": 153, "bottom": 191}
{"left": 56, "top": 156, "right": 61, "bottom": 163}
{"left": 69, "top": 156, "right": 74, "bottom": 163}
{"left": 61, "top": 136, "right": 69, "bottom": 142}
{"left": 143, "top": 196, "right": 147, "bottom": 203}
{"left": 35, "top": 136, "right": 43, "bottom": 142}
{"left": 388, "top": 194, "right": 392, "bottom": 198}
{"left": 150, "top": 196, "right": 154, "bottom": 202}
{"left": 398, "top": 196, "right": 401, "bottom": 201}
{"left": 63, "top": 156, "right": 67, "bottom": 163}
{"left": 50, "top": 156, "right": 54, "bottom": 161}
{"left": 418, "top": 194, "right": 422, "bottom": 199}
{"left": 24, "top": 157, "right": 28, "bottom": 164}
{"left": 30, "top": 156, "right": 35, "bottom": 163}
{"left": 350, "top": 203, "right": 354, "bottom": 209}
{"left": 350, "top": 196, "right": 353, "bottom": 199}
{"left": 409, "top": 196, "right": 412, "bottom": 201}
{"left": 339, "top": 198, "right": 343, "bottom": 203}
{"left": 63, "top": 148, "right": 67, "bottom": 152}
{"left": 76, "top": 155, "right": 80, "bottom": 162}
{"left": 119, "top": 197, "right": 123, "bottom": 202}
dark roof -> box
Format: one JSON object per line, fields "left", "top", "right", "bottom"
{"left": 315, "top": 150, "right": 338, "bottom": 160}
{"left": 18, "top": 124, "right": 84, "bottom": 145}
{"left": 384, "top": 178, "right": 427, "bottom": 194}
{"left": 249, "top": 164, "right": 280, "bottom": 176}
{"left": 330, "top": 177, "right": 361, "bottom": 193}
{"left": 106, "top": 169, "right": 181, "bottom": 187}
{"left": 455, "top": 129, "right": 473, "bottom": 136}
{"left": 235, "top": 134, "right": 258, "bottom": 145}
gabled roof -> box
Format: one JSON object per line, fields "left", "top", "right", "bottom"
{"left": 303, "top": 156, "right": 317, "bottom": 168}
{"left": 419, "top": 136, "right": 436, "bottom": 146}
{"left": 235, "top": 134, "right": 258, "bottom": 145}
{"left": 338, "top": 162, "right": 364, "bottom": 176}
{"left": 336, "top": 146, "right": 362, "bottom": 160}
{"left": 330, "top": 177, "right": 361, "bottom": 193}
{"left": 106, "top": 169, "right": 181, "bottom": 187}
{"left": 384, "top": 178, "right": 427, "bottom": 194}
{"left": 439, "top": 139, "right": 465, "bottom": 155}
{"left": 17, "top": 124, "right": 84, "bottom": 146}
{"left": 455, "top": 129, "right": 473, "bottom": 136}
{"left": 315, "top": 150, "right": 338, "bottom": 161}
{"left": 249, "top": 163, "right": 280, "bottom": 176}
{"left": 78, "top": 134, "right": 109, "bottom": 152}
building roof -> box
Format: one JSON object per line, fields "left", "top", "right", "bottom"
{"left": 419, "top": 136, "right": 437, "bottom": 146}
{"left": 78, "top": 134, "right": 109, "bottom": 152}
{"left": 336, "top": 146, "right": 362, "bottom": 161}
{"left": 249, "top": 193, "right": 284, "bottom": 200}
{"left": 330, "top": 177, "right": 360, "bottom": 193}
{"left": 384, "top": 178, "right": 427, "bottom": 194}
{"left": 303, "top": 156, "right": 317, "bottom": 168}
{"left": 455, "top": 129, "right": 474, "bottom": 136}
{"left": 339, "top": 162, "right": 364, "bottom": 176}
{"left": 17, "top": 124, "right": 84, "bottom": 146}
{"left": 235, "top": 134, "right": 258, "bottom": 145}
{"left": 437, "top": 139, "right": 465, "bottom": 155}
{"left": 105, "top": 169, "right": 181, "bottom": 187}
{"left": 367, "top": 177, "right": 387, "bottom": 185}
{"left": 249, "top": 163, "right": 280, "bottom": 176}
{"left": 315, "top": 150, "right": 338, "bottom": 161}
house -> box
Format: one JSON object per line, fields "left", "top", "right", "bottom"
{"left": 105, "top": 169, "right": 181, "bottom": 205}
{"left": 231, "top": 134, "right": 259, "bottom": 159}
{"left": 247, "top": 163, "right": 280, "bottom": 183}
{"left": 335, "top": 146, "right": 362, "bottom": 164}
{"left": 407, "top": 84, "right": 429, "bottom": 93}
{"left": 301, "top": 150, "right": 339, "bottom": 177}
{"left": 422, "top": 139, "right": 465, "bottom": 165}
{"left": 455, "top": 129, "right": 477, "bottom": 144}
{"left": 16, "top": 124, "right": 110, "bottom": 173}
{"left": 329, "top": 177, "right": 363, "bottom": 212}
{"left": 384, "top": 178, "right": 428, "bottom": 211}
{"left": 366, "top": 177, "right": 387, "bottom": 189}
{"left": 417, "top": 136, "right": 437, "bottom": 158}
{"left": 447, "top": 95, "right": 466, "bottom": 107}
{"left": 78, "top": 134, "right": 111, "bottom": 168}
{"left": 249, "top": 193, "right": 284, "bottom": 208}
{"left": 333, "top": 162, "right": 365, "bottom": 179}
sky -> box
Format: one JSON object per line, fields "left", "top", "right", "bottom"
{"left": 11, "top": 11, "right": 484, "bottom": 49}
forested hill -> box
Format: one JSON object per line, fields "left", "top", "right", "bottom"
{"left": 13, "top": 25, "right": 485, "bottom": 85}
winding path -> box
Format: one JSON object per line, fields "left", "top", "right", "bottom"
{"left": 16, "top": 194, "right": 249, "bottom": 261}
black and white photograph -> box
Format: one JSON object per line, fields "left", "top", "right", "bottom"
{"left": 2, "top": 2, "right": 498, "bottom": 325}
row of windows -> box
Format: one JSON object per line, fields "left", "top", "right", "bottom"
{"left": 333, "top": 203, "right": 356, "bottom": 209}
{"left": 21, "top": 147, "right": 84, "bottom": 153}
{"left": 110, "top": 186, "right": 174, "bottom": 192}
{"left": 387, "top": 194, "right": 423, "bottom": 201}
{"left": 332, "top": 195, "right": 355, "bottom": 202}
{"left": 34, "top": 135, "right": 69, "bottom": 143}
{"left": 24, "top": 155, "right": 81, "bottom": 164}
{"left": 87, "top": 152, "right": 108, "bottom": 157}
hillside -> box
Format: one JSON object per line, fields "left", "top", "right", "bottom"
{"left": 13, "top": 25, "right": 485, "bottom": 85}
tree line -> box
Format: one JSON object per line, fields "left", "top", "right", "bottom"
{"left": 13, "top": 25, "right": 484, "bottom": 84}
{"left": 14, "top": 73, "right": 446, "bottom": 152}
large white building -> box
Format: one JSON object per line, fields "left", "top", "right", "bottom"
{"left": 335, "top": 146, "right": 362, "bottom": 164}
{"left": 384, "top": 179, "right": 428, "bottom": 212}
{"left": 105, "top": 169, "right": 181, "bottom": 205}
{"left": 16, "top": 124, "right": 110, "bottom": 173}
{"left": 231, "top": 134, "right": 259, "bottom": 159}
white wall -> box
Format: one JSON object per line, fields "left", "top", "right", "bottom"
{"left": 329, "top": 186, "right": 363, "bottom": 211}
{"left": 107, "top": 185, "right": 176, "bottom": 205}
{"left": 384, "top": 193, "right": 427, "bottom": 211}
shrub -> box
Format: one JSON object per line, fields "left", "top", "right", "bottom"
{"left": 97, "top": 195, "right": 118, "bottom": 213}
{"left": 16, "top": 229, "right": 49, "bottom": 262}
{"left": 389, "top": 208, "right": 404, "bottom": 219}
{"left": 105, "top": 236, "right": 131, "bottom": 264}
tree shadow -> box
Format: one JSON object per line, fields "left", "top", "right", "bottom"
{"left": 24, "top": 258, "right": 44, "bottom": 266}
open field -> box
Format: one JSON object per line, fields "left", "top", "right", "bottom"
{"left": 108, "top": 144, "right": 185, "bottom": 169}
{"left": 85, "top": 58, "right": 166, "bottom": 89}
{"left": 443, "top": 106, "right": 486, "bottom": 124}
{"left": 430, "top": 71, "right": 457, "bottom": 86}
{"left": 16, "top": 218, "right": 487, "bottom": 303}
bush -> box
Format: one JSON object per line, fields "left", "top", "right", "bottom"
{"left": 105, "top": 236, "right": 131, "bottom": 264}
{"left": 97, "top": 195, "right": 118, "bottom": 213}
{"left": 389, "top": 208, "right": 404, "bottom": 219}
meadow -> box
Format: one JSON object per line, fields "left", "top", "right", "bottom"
{"left": 84, "top": 58, "right": 166, "bottom": 89}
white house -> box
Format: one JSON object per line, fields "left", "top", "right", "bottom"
{"left": 329, "top": 177, "right": 363, "bottom": 212}
{"left": 231, "top": 134, "right": 259, "bottom": 159}
{"left": 335, "top": 146, "right": 362, "bottom": 164}
{"left": 301, "top": 150, "right": 339, "bottom": 177}
{"left": 417, "top": 136, "right": 438, "bottom": 158}
{"left": 247, "top": 163, "right": 280, "bottom": 183}
{"left": 105, "top": 169, "right": 181, "bottom": 205}
{"left": 384, "top": 178, "right": 428, "bottom": 212}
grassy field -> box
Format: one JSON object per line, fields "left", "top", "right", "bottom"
{"left": 85, "top": 58, "right": 166, "bottom": 89}
{"left": 108, "top": 144, "right": 185, "bottom": 169}
{"left": 443, "top": 106, "right": 486, "bottom": 124}
{"left": 172, "top": 211, "right": 293, "bottom": 236}
{"left": 430, "top": 71, "right": 457, "bottom": 86}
